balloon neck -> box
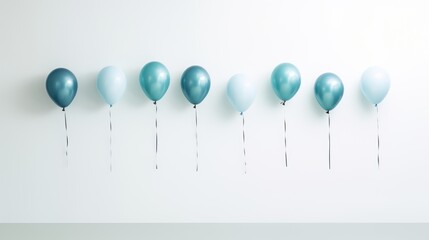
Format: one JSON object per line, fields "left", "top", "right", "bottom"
{"left": 62, "top": 108, "right": 65, "bottom": 112}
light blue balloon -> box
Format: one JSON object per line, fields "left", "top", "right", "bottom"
{"left": 46, "top": 68, "right": 78, "bottom": 109}
{"left": 271, "top": 63, "right": 301, "bottom": 101}
{"left": 227, "top": 74, "right": 257, "bottom": 113}
{"left": 314, "top": 73, "right": 344, "bottom": 112}
{"left": 181, "top": 66, "right": 210, "bottom": 105}
{"left": 139, "top": 62, "right": 170, "bottom": 102}
{"left": 360, "top": 66, "right": 390, "bottom": 105}
{"left": 96, "top": 66, "right": 127, "bottom": 106}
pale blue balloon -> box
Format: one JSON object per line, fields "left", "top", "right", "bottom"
{"left": 181, "top": 66, "right": 210, "bottom": 105}
{"left": 227, "top": 74, "right": 257, "bottom": 113}
{"left": 314, "top": 73, "right": 344, "bottom": 112}
{"left": 271, "top": 63, "right": 301, "bottom": 101}
{"left": 360, "top": 66, "right": 390, "bottom": 105}
{"left": 139, "top": 62, "right": 170, "bottom": 102}
{"left": 96, "top": 66, "right": 127, "bottom": 106}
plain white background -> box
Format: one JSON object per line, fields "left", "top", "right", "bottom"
{"left": 0, "top": 0, "right": 428, "bottom": 222}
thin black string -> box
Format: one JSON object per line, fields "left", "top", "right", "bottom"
{"left": 241, "top": 112, "right": 247, "bottom": 174}
{"left": 109, "top": 105, "right": 113, "bottom": 172}
{"left": 194, "top": 105, "right": 199, "bottom": 172}
{"left": 376, "top": 104, "right": 380, "bottom": 169}
{"left": 154, "top": 101, "right": 159, "bottom": 170}
{"left": 327, "top": 111, "right": 331, "bottom": 170}
{"left": 282, "top": 101, "right": 288, "bottom": 167}
{"left": 62, "top": 108, "right": 69, "bottom": 166}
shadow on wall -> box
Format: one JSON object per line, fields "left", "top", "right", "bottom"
{"left": 217, "top": 85, "right": 237, "bottom": 119}
{"left": 356, "top": 81, "right": 375, "bottom": 112}
{"left": 75, "top": 70, "right": 106, "bottom": 111}
{"left": 307, "top": 86, "right": 329, "bottom": 119}
{"left": 167, "top": 70, "right": 195, "bottom": 112}
{"left": 18, "top": 74, "right": 56, "bottom": 115}
{"left": 260, "top": 70, "right": 286, "bottom": 110}
{"left": 121, "top": 67, "right": 148, "bottom": 108}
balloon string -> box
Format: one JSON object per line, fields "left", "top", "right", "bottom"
{"left": 241, "top": 112, "right": 247, "bottom": 174}
{"left": 154, "top": 101, "right": 159, "bottom": 170}
{"left": 376, "top": 104, "right": 380, "bottom": 169}
{"left": 63, "top": 108, "right": 69, "bottom": 167}
{"left": 282, "top": 101, "right": 288, "bottom": 167}
{"left": 327, "top": 111, "right": 331, "bottom": 170}
{"left": 109, "top": 105, "right": 113, "bottom": 172}
{"left": 194, "top": 105, "right": 199, "bottom": 172}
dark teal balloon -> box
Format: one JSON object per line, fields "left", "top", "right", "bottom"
{"left": 271, "top": 63, "right": 301, "bottom": 101}
{"left": 181, "top": 66, "right": 210, "bottom": 105}
{"left": 46, "top": 68, "right": 78, "bottom": 109}
{"left": 139, "top": 62, "right": 170, "bottom": 102}
{"left": 314, "top": 73, "right": 344, "bottom": 112}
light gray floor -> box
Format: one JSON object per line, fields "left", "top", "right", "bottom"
{"left": 1, "top": 224, "right": 428, "bottom": 240}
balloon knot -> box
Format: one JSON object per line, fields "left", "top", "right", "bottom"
{"left": 281, "top": 101, "right": 286, "bottom": 106}
{"left": 109, "top": 104, "right": 112, "bottom": 108}
{"left": 193, "top": 105, "right": 196, "bottom": 109}
{"left": 240, "top": 112, "right": 243, "bottom": 116}
{"left": 153, "top": 101, "right": 157, "bottom": 105}
{"left": 62, "top": 108, "right": 65, "bottom": 112}
{"left": 375, "top": 104, "right": 378, "bottom": 107}
{"left": 326, "top": 111, "right": 330, "bottom": 114}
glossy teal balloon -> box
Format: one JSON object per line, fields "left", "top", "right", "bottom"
{"left": 360, "top": 66, "right": 390, "bottom": 105}
{"left": 227, "top": 74, "right": 257, "bottom": 113}
{"left": 96, "top": 66, "right": 127, "bottom": 106}
{"left": 46, "top": 68, "right": 78, "bottom": 109}
{"left": 139, "top": 62, "right": 170, "bottom": 102}
{"left": 314, "top": 73, "right": 344, "bottom": 112}
{"left": 181, "top": 66, "right": 210, "bottom": 105}
{"left": 271, "top": 63, "right": 301, "bottom": 101}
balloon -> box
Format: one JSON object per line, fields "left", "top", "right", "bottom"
{"left": 271, "top": 63, "right": 301, "bottom": 101}
{"left": 181, "top": 66, "right": 210, "bottom": 105}
{"left": 139, "top": 62, "right": 170, "bottom": 102}
{"left": 46, "top": 68, "right": 78, "bottom": 109}
{"left": 96, "top": 66, "right": 127, "bottom": 106}
{"left": 227, "top": 74, "right": 257, "bottom": 113}
{"left": 314, "top": 73, "right": 344, "bottom": 112}
{"left": 360, "top": 66, "right": 390, "bottom": 105}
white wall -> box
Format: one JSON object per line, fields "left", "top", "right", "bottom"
{"left": 1, "top": 0, "right": 428, "bottom": 222}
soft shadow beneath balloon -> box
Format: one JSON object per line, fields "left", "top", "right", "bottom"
{"left": 122, "top": 67, "right": 149, "bottom": 108}
{"left": 167, "top": 71, "right": 191, "bottom": 112}
{"left": 307, "top": 88, "right": 327, "bottom": 118}
{"left": 357, "top": 83, "right": 374, "bottom": 112}
{"left": 18, "top": 75, "right": 55, "bottom": 115}
{"left": 219, "top": 89, "right": 238, "bottom": 119}
{"left": 262, "top": 73, "right": 282, "bottom": 109}
{"left": 75, "top": 71, "right": 105, "bottom": 112}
